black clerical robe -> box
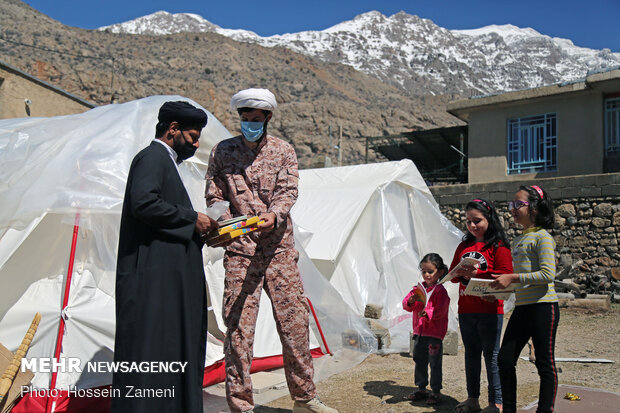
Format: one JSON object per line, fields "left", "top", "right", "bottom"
{"left": 112, "top": 141, "right": 207, "bottom": 413}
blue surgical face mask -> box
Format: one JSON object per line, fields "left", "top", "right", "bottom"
{"left": 240, "top": 121, "right": 265, "bottom": 142}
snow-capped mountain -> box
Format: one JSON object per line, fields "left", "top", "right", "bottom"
{"left": 99, "top": 11, "right": 220, "bottom": 35}
{"left": 99, "top": 10, "right": 620, "bottom": 96}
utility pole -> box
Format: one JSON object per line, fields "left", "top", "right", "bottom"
{"left": 459, "top": 131, "right": 464, "bottom": 176}
{"left": 338, "top": 124, "right": 343, "bottom": 166}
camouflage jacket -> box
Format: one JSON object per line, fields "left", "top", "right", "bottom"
{"left": 205, "top": 135, "right": 299, "bottom": 256}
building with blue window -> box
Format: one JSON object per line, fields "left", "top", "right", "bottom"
{"left": 447, "top": 67, "right": 620, "bottom": 184}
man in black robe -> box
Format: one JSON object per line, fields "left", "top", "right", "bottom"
{"left": 112, "top": 101, "right": 217, "bottom": 413}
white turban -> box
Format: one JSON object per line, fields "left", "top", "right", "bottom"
{"left": 230, "top": 88, "right": 277, "bottom": 112}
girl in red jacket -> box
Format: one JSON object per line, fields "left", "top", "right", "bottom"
{"left": 402, "top": 253, "right": 450, "bottom": 406}
{"left": 451, "top": 199, "right": 513, "bottom": 413}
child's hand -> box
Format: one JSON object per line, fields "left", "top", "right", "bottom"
{"left": 407, "top": 286, "right": 423, "bottom": 305}
{"left": 455, "top": 264, "right": 477, "bottom": 279}
{"left": 490, "top": 273, "right": 518, "bottom": 289}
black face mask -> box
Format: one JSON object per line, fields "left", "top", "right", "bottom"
{"left": 173, "top": 130, "right": 197, "bottom": 161}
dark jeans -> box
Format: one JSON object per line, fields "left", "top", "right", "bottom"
{"left": 459, "top": 313, "right": 503, "bottom": 404}
{"left": 498, "top": 302, "right": 559, "bottom": 413}
{"left": 412, "top": 335, "right": 443, "bottom": 393}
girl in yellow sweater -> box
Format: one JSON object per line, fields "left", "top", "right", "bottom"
{"left": 491, "top": 185, "right": 558, "bottom": 413}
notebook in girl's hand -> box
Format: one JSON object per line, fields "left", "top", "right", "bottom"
{"left": 463, "top": 278, "right": 522, "bottom": 300}
{"left": 439, "top": 257, "right": 480, "bottom": 284}
{"left": 411, "top": 282, "right": 434, "bottom": 307}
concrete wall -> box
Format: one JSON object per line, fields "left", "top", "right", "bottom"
{"left": 467, "top": 89, "right": 605, "bottom": 183}
{"left": 429, "top": 173, "right": 620, "bottom": 276}
{"left": 0, "top": 65, "right": 93, "bottom": 119}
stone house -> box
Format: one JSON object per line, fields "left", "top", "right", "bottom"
{"left": 447, "top": 67, "right": 620, "bottom": 184}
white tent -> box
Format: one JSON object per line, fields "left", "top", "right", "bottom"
{"left": 292, "top": 161, "right": 463, "bottom": 348}
{"left": 0, "top": 97, "right": 375, "bottom": 412}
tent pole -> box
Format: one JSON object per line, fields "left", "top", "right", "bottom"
{"left": 45, "top": 213, "right": 80, "bottom": 413}
{"left": 306, "top": 298, "right": 332, "bottom": 356}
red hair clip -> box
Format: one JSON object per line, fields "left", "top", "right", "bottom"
{"left": 531, "top": 185, "right": 544, "bottom": 198}
{"left": 472, "top": 199, "right": 491, "bottom": 211}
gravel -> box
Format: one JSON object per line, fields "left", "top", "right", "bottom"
{"left": 259, "top": 305, "right": 619, "bottom": 412}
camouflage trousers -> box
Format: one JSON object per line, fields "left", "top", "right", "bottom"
{"left": 222, "top": 248, "right": 317, "bottom": 412}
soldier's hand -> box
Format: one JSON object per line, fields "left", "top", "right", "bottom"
{"left": 195, "top": 212, "right": 218, "bottom": 237}
{"left": 257, "top": 212, "right": 277, "bottom": 232}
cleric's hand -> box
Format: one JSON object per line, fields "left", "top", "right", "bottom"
{"left": 257, "top": 212, "right": 277, "bottom": 232}
{"left": 195, "top": 212, "right": 218, "bottom": 237}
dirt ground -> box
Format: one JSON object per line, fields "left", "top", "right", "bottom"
{"left": 258, "top": 305, "right": 619, "bottom": 413}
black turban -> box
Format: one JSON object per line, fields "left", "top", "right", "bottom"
{"left": 158, "top": 101, "right": 208, "bottom": 128}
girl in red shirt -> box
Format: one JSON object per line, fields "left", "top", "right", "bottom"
{"left": 451, "top": 199, "right": 513, "bottom": 413}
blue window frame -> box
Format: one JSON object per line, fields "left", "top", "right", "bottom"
{"left": 605, "top": 97, "right": 620, "bottom": 155}
{"left": 507, "top": 113, "right": 557, "bottom": 175}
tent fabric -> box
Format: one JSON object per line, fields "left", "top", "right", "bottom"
{"left": 203, "top": 226, "right": 371, "bottom": 360}
{"left": 0, "top": 96, "right": 233, "bottom": 393}
{"left": 293, "top": 160, "right": 464, "bottom": 348}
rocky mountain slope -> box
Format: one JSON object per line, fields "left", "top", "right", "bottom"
{"left": 0, "top": 0, "right": 460, "bottom": 168}
{"left": 100, "top": 10, "right": 620, "bottom": 96}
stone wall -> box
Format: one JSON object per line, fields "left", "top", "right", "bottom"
{"left": 429, "top": 173, "right": 620, "bottom": 276}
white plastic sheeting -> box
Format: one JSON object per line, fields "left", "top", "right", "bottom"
{"left": 0, "top": 96, "right": 233, "bottom": 390}
{"left": 204, "top": 225, "right": 376, "bottom": 360}
{"left": 293, "top": 160, "right": 464, "bottom": 350}
{"left": 0, "top": 96, "right": 375, "bottom": 393}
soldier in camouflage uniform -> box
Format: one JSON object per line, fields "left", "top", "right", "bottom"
{"left": 205, "top": 88, "right": 338, "bottom": 413}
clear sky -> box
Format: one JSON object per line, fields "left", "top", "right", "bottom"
{"left": 23, "top": 0, "right": 620, "bottom": 52}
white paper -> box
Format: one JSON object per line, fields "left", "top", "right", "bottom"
{"left": 440, "top": 257, "right": 480, "bottom": 284}
{"left": 463, "top": 278, "right": 521, "bottom": 300}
